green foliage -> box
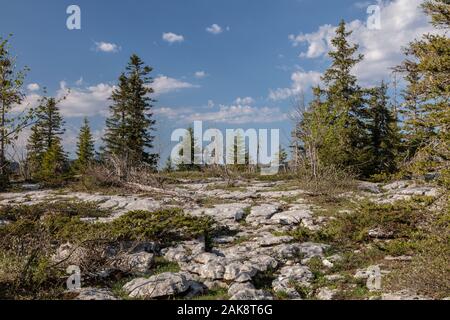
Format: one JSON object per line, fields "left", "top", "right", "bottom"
{"left": 364, "top": 82, "right": 400, "bottom": 176}
{"left": 27, "top": 95, "right": 67, "bottom": 183}
{"left": 0, "top": 203, "right": 215, "bottom": 299}
{"left": 103, "top": 54, "right": 158, "bottom": 171}
{"left": 0, "top": 35, "right": 33, "bottom": 189}
{"left": 74, "top": 117, "right": 95, "bottom": 173}
{"left": 397, "top": 0, "right": 450, "bottom": 176}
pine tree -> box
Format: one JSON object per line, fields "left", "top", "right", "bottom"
{"left": 365, "top": 82, "right": 399, "bottom": 175}
{"left": 27, "top": 96, "right": 67, "bottom": 181}
{"left": 75, "top": 117, "right": 95, "bottom": 173}
{"left": 397, "top": 0, "right": 449, "bottom": 179}
{"left": 0, "top": 36, "right": 33, "bottom": 189}
{"left": 103, "top": 54, "right": 158, "bottom": 174}
{"left": 38, "top": 139, "right": 66, "bottom": 184}
{"left": 319, "top": 20, "right": 366, "bottom": 171}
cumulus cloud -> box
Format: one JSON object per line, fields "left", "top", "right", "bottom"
{"left": 162, "top": 32, "right": 184, "bottom": 43}
{"left": 27, "top": 83, "right": 40, "bottom": 92}
{"left": 94, "top": 41, "right": 120, "bottom": 53}
{"left": 152, "top": 76, "right": 198, "bottom": 95}
{"left": 288, "top": 0, "right": 436, "bottom": 85}
{"left": 194, "top": 71, "right": 208, "bottom": 78}
{"left": 155, "top": 98, "right": 287, "bottom": 125}
{"left": 16, "top": 75, "right": 196, "bottom": 119}
{"left": 186, "top": 105, "right": 288, "bottom": 125}
{"left": 234, "top": 97, "right": 255, "bottom": 105}
{"left": 269, "top": 71, "right": 322, "bottom": 101}
{"left": 206, "top": 24, "right": 223, "bottom": 35}
{"left": 57, "top": 82, "right": 115, "bottom": 117}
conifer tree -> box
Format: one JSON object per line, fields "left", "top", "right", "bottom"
{"left": 397, "top": 0, "right": 449, "bottom": 179}
{"left": 103, "top": 54, "right": 158, "bottom": 175}
{"left": 318, "top": 20, "right": 366, "bottom": 170}
{"left": 75, "top": 117, "right": 95, "bottom": 173}
{"left": 27, "top": 96, "right": 67, "bottom": 180}
{"left": 365, "top": 82, "right": 399, "bottom": 175}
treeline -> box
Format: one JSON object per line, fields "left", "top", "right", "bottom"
{"left": 291, "top": 0, "right": 449, "bottom": 186}
{"left": 0, "top": 46, "right": 159, "bottom": 189}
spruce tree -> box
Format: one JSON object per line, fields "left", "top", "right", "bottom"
{"left": 397, "top": 0, "right": 449, "bottom": 179}
{"left": 27, "top": 96, "right": 67, "bottom": 181}
{"left": 365, "top": 82, "right": 399, "bottom": 175}
{"left": 75, "top": 117, "right": 95, "bottom": 173}
{"left": 316, "top": 20, "right": 367, "bottom": 171}
{"left": 103, "top": 54, "right": 158, "bottom": 174}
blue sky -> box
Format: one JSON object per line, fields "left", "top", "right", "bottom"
{"left": 0, "top": 0, "right": 432, "bottom": 165}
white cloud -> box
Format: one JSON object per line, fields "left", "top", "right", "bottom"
{"left": 234, "top": 97, "right": 255, "bottom": 105}
{"left": 162, "top": 32, "right": 184, "bottom": 43}
{"left": 186, "top": 105, "right": 288, "bottom": 125}
{"left": 288, "top": 0, "right": 436, "bottom": 85}
{"left": 194, "top": 71, "right": 208, "bottom": 79}
{"left": 75, "top": 77, "right": 84, "bottom": 86}
{"left": 94, "top": 41, "right": 120, "bottom": 53}
{"left": 152, "top": 76, "right": 198, "bottom": 95}
{"left": 27, "top": 83, "right": 40, "bottom": 92}
{"left": 16, "top": 75, "right": 196, "bottom": 119}
{"left": 206, "top": 24, "right": 223, "bottom": 35}
{"left": 57, "top": 82, "right": 115, "bottom": 117}
{"left": 155, "top": 98, "right": 287, "bottom": 125}
{"left": 269, "top": 71, "right": 322, "bottom": 101}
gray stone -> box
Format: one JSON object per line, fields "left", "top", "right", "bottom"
{"left": 228, "top": 282, "right": 255, "bottom": 296}
{"left": 272, "top": 265, "right": 313, "bottom": 298}
{"left": 189, "top": 203, "right": 248, "bottom": 222}
{"left": 74, "top": 287, "right": 117, "bottom": 300}
{"left": 246, "top": 204, "right": 280, "bottom": 225}
{"left": 230, "top": 289, "right": 273, "bottom": 300}
{"left": 224, "top": 263, "right": 257, "bottom": 282}
{"left": 111, "top": 251, "right": 154, "bottom": 274}
{"left": 198, "top": 262, "right": 226, "bottom": 280}
{"left": 316, "top": 288, "right": 337, "bottom": 300}
{"left": 271, "top": 209, "right": 312, "bottom": 225}
{"left": 164, "top": 245, "right": 190, "bottom": 263}
{"left": 123, "top": 272, "right": 190, "bottom": 298}
{"left": 248, "top": 255, "right": 278, "bottom": 272}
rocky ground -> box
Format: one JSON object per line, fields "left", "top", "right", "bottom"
{"left": 0, "top": 178, "right": 447, "bottom": 300}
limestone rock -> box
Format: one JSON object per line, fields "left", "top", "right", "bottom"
{"left": 123, "top": 272, "right": 190, "bottom": 299}
{"left": 74, "top": 287, "right": 117, "bottom": 300}
{"left": 230, "top": 289, "right": 273, "bottom": 300}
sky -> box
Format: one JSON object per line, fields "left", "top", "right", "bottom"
{"left": 0, "top": 0, "right": 434, "bottom": 166}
